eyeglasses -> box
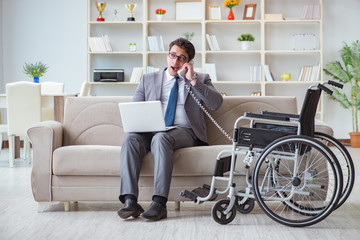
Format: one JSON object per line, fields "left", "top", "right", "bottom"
{"left": 168, "top": 52, "right": 188, "bottom": 63}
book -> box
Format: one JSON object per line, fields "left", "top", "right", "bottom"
{"left": 264, "top": 65, "right": 274, "bottom": 82}
{"left": 205, "top": 63, "right": 218, "bottom": 82}
{"left": 301, "top": 4, "right": 321, "bottom": 20}
{"left": 210, "top": 35, "right": 220, "bottom": 51}
{"left": 129, "top": 67, "right": 143, "bottom": 83}
{"left": 264, "top": 14, "right": 283, "bottom": 20}
{"left": 147, "top": 35, "right": 165, "bottom": 52}
{"left": 205, "top": 34, "right": 214, "bottom": 51}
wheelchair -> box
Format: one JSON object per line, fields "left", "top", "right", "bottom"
{"left": 180, "top": 80, "right": 354, "bottom": 227}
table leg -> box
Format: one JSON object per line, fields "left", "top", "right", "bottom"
{"left": 15, "top": 136, "right": 20, "bottom": 158}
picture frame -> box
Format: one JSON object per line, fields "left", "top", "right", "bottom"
{"left": 175, "top": 1, "right": 202, "bottom": 21}
{"left": 209, "top": 6, "right": 221, "bottom": 20}
{"left": 243, "top": 4, "right": 257, "bottom": 20}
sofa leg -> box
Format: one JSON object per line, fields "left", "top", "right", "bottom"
{"left": 174, "top": 201, "right": 180, "bottom": 211}
{"left": 64, "top": 202, "right": 70, "bottom": 211}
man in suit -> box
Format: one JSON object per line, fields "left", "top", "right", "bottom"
{"left": 117, "top": 38, "right": 223, "bottom": 221}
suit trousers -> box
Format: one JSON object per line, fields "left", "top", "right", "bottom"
{"left": 119, "top": 127, "right": 198, "bottom": 203}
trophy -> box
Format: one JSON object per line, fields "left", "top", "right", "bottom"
{"left": 96, "top": 2, "right": 107, "bottom": 21}
{"left": 125, "top": 4, "right": 137, "bottom": 21}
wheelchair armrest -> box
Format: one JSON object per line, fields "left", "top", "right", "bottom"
{"left": 260, "top": 111, "right": 300, "bottom": 119}
{"left": 245, "top": 112, "right": 290, "bottom": 121}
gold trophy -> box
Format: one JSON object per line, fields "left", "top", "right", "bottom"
{"left": 125, "top": 4, "right": 137, "bottom": 21}
{"left": 96, "top": 2, "right": 107, "bottom": 21}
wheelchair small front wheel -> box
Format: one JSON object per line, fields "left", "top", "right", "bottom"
{"left": 234, "top": 196, "right": 255, "bottom": 214}
{"left": 211, "top": 199, "right": 236, "bottom": 225}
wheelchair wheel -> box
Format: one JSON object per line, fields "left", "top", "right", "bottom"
{"left": 252, "top": 135, "right": 343, "bottom": 227}
{"left": 314, "top": 132, "right": 355, "bottom": 210}
{"left": 234, "top": 196, "right": 255, "bottom": 214}
{"left": 211, "top": 199, "right": 236, "bottom": 225}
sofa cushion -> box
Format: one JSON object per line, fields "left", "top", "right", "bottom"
{"left": 52, "top": 145, "right": 235, "bottom": 177}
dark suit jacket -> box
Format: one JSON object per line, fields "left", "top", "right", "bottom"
{"left": 133, "top": 68, "right": 223, "bottom": 143}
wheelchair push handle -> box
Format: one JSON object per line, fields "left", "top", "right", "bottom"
{"left": 318, "top": 84, "right": 333, "bottom": 95}
{"left": 328, "top": 80, "right": 343, "bottom": 89}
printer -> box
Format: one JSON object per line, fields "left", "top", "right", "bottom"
{"left": 93, "top": 69, "right": 124, "bottom": 82}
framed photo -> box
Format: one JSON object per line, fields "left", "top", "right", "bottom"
{"left": 209, "top": 6, "right": 221, "bottom": 20}
{"left": 243, "top": 4, "right": 257, "bottom": 20}
{"left": 175, "top": 1, "right": 202, "bottom": 20}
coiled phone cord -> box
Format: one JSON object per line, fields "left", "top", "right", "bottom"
{"left": 184, "top": 82, "right": 233, "bottom": 142}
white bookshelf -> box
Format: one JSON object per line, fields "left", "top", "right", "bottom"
{"left": 86, "top": 0, "right": 323, "bottom": 116}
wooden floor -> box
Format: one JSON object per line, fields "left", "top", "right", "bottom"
{"left": 1, "top": 146, "right": 360, "bottom": 240}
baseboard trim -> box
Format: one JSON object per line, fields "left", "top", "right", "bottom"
{"left": 1, "top": 139, "right": 353, "bottom": 149}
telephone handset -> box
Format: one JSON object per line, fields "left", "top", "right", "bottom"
{"left": 177, "top": 65, "right": 232, "bottom": 142}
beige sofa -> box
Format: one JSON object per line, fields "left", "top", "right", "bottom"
{"left": 27, "top": 96, "right": 333, "bottom": 211}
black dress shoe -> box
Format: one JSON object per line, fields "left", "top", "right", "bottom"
{"left": 117, "top": 199, "right": 144, "bottom": 219}
{"left": 140, "top": 202, "right": 167, "bottom": 221}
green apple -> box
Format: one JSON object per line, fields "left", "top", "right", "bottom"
{"left": 281, "top": 73, "right": 291, "bottom": 81}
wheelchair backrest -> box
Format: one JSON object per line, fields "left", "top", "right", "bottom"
{"left": 298, "top": 89, "right": 321, "bottom": 137}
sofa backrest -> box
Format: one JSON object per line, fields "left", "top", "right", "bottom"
{"left": 63, "top": 96, "right": 298, "bottom": 146}
{"left": 205, "top": 96, "right": 298, "bottom": 145}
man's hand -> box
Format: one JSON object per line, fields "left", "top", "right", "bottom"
{"left": 181, "top": 62, "right": 197, "bottom": 86}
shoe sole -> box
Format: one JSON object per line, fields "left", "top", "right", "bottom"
{"left": 140, "top": 213, "right": 167, "bottom": 221}
{"left": 117, "top": 210, "right": 143, "bottom": 219}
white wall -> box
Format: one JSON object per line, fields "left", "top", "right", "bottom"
{"left": 1, "top": 0, "right": 359, "bottom": 138}
{"left": 322, "top": 0, "right": 360, "bottom": 138}
{"left": 2, "top": 0, "right": 86, "bottom": 93}
{"left": 0, "top": 0, "right": 3, "bottom": 93}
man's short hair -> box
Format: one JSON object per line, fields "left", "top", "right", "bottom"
{"left": 169, "top": 38, "right": 195, "bottom": 62}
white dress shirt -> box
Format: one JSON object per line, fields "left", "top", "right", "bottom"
{"left": 161, "top": 69, "right": 191, "bottom": 128}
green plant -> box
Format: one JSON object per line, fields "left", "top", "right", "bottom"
{"left": 323, "top": 40, "right": 360, "bottom": 132}
{"left": 182, "top": 32, "right": 194, "bottom": 41}
{"left": 23, "top": 61, "right": 49, "bottom": 78}
{"left": 237, "top": 34, "right": 255, "bottom": 42}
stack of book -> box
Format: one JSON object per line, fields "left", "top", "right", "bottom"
{"left": 205, "top": 34, "right": 220, "bottom": 51}
{"left": 129, "top": 67, "right": 143, "bottom": 83}
{"left": 249, "top": 64, "right": 262, "bottom": 82}
{"left": 88, "top": 35, "right": 113, "bottom": 52}
{"left": 146, "top": 66, "right": 160, "bottom": 73}
{"left": 297, "top": 64, "right": 321, "bottom": 81}
{"left": 301, "top": 4, "right": 321, "bottom": 20}
{"left": 146, "top": 36, "right": 165, "bottom": 52}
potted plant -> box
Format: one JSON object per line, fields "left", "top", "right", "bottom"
{"left": 182, "top": 32, "right": 194, "bottom": 41}
{"left": 23, "top": 61, "right": 49, "bottom": 83}
{"left": 237, "top": 33, "right": 255, "bottom": 50}
{"left": 155, "top": 8, "right": 166, "bottom": 21}
{"left": 323, "top": 40, "right": 360, "bottom": 147}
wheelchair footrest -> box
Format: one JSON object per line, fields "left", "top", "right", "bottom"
{"left": 179, "top": 190, "right": 198, "bottom": 202}
{"left": 179, "top": 184, "right": 218, "bottom": 202}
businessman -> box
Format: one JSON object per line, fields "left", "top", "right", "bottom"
{"left": 117, "top": 37, "right": 223, "bottom": 221}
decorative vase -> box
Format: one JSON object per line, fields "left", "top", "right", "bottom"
{"left": 33, "top": 77, "right": 39, "bottom": 83}
{"left": 156, "top": 14, "right": 164, "bottom": 21}
{"left": 228, "top": 9, "right": 234, "bottom": 20}
{"left": 349, "top": 132, "right": 360, "bottom": 148}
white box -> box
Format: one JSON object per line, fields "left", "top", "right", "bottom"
{"left": 292, "top": 33, "right": 316, "bottom": 50}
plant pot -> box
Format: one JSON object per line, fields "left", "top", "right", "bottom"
{"left": 349, "top": 132, "right": 360, "bottom": 148}
{"left": 240, "top": 41, "right": 252, "bottom": 50}
{"left": 33, "top": 77, "right": 39, "bottom": 83}
{"left": 156, "top": 14, "right": 164, "bottom": 21}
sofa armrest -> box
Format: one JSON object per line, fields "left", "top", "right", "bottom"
{"left": 315, "top": 119, "right": 334, "bottom": 136}
{"left": 27, "top": 120, "right": 63, "bottom": 202}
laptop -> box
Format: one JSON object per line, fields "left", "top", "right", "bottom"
{"left": 118, "top": 101, "right": 176, "bottom": 133}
